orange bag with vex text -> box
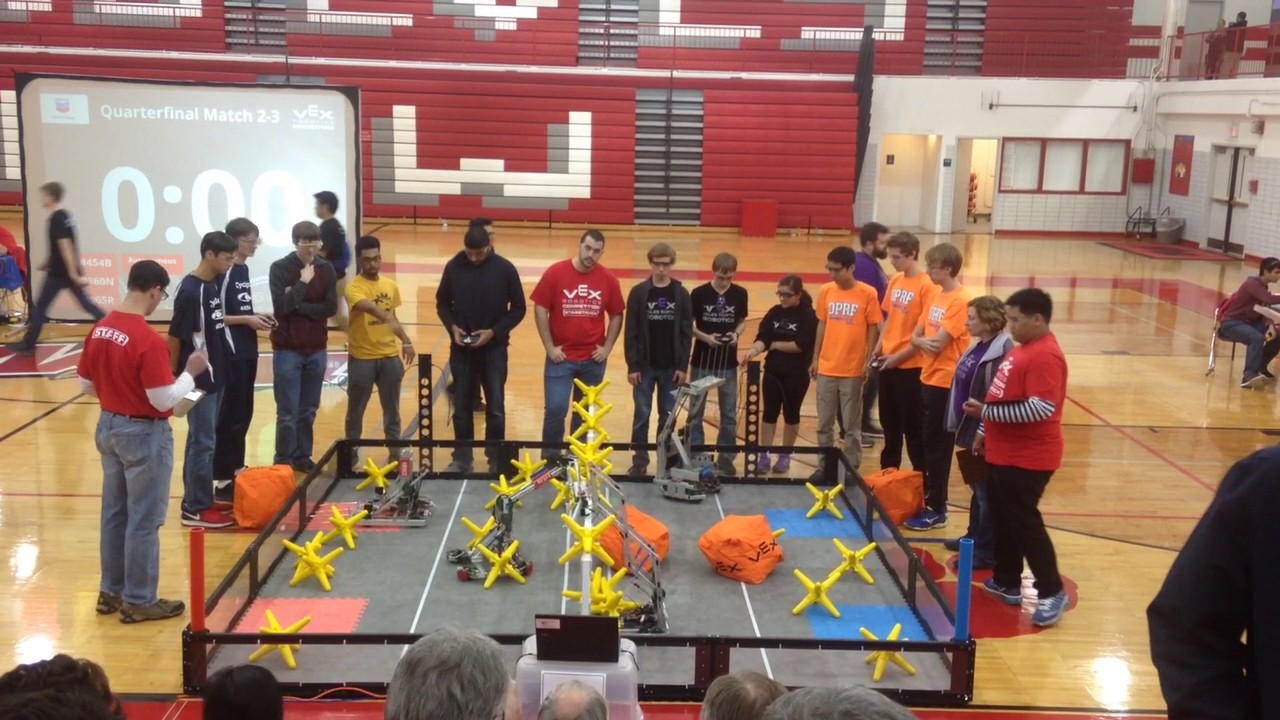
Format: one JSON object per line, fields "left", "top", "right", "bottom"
{"left": 698, "top": 514, "right": 784, "bottom": 585}
{"left": 863, "top": 468, "right": 924, "bottom": 526}
{"left": 600, "top": 507, "right": 671, "bottom": 571}
{"left": 233, "top": 465, "right": 298, "bottom": 530}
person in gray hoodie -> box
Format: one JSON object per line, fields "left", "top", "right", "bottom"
{"left": 943, "top": 295, "right": 1013, "bottom": 568}
{"left": 624, "top": 242, "right": 693, "bottom": 475}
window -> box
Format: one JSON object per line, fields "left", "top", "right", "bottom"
{"left": 998, "top": 139, "right": 1129, "bottom": 194}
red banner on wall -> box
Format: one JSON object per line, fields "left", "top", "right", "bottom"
{"left": 1170, "top": 135, "right": 1194, "bottom": 196}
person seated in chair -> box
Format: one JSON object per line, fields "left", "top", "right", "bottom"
{"left": 1219, "top": 256, "right": 1280, "bottom": 389}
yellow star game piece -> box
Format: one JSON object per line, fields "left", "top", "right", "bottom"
{"left": 283, "top": 536, "right": 344, "bottom": 592}
{"left": 486, "top": 473, "right": 530, "bottom": 510}
{"left": 510, "top": 452, "right": 548, "bottom": 485}
{"left": 355, "top": 458, "right": 399, "bottom": 492}
{"left": 476, "top": 540, "right": 527, "bottom": 589}
{"left": 320, "top": 505, "right": 369, "bottom": 550}
{"left": 559, "top": 513, "right": 617, "bottom": 566}
{"left": 549, "top": 478, "right": 574, "bottom": 511}
{"left": 462, "top": 516, "right": 496, "bottom": 549}
{"left": 791, "top": 568, "right": 842, "bottom": 618}
{"left": 860, "top": 624, "right": 917, "bottom": 682}
{"left": 248, "top": 609, "right": 312, "bottom": 670}
{"left": 833, "top": 539, "right": 877, "bottom": 585}
{"left": 805, "top": 482, "right": 846, "bottom": 520}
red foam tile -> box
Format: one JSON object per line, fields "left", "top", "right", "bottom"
{"left": 235, "top": 597, "right": 369, "bottom": 634}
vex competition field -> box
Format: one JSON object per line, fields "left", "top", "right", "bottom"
{"left": 192, "top": 443, "right": 971, "bottom": 703}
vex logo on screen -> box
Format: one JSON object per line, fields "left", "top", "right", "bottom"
{"left": 292, "top": 104, "right": 335, "bottom": 131}
{"left": 40, "top": 94, "right": 90, "bottom": 125}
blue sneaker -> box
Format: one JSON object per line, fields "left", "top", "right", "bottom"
{"left": 903, "top": 510, "right": 947, "bottom": 531}
{"left": 756, "top": 452, "right": 772, "bottom": 473}
{"left": 982, "top": 577, "right": 1022, "bottom": 605}
{"left": 1031, "top": 591, "right": 1070, "bottom": 627}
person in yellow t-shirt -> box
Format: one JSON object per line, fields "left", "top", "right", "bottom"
{"left": 344, "top": 235, "right": 414, "bottom": 468}
{"left": 905, "top": 242, "right": 970, "bottom": 532}
{"left": 809, "top": 246, "right": 883, "bottom": 476}
{"left": 871, "top": 232, "right": 934, "bottom": 473}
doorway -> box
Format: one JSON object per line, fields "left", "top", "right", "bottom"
{"left": 1207, "top": 144, "right": 1252, "bottom": 257}
{"left": 875, "top": 134, "right": 944, "bottom": 232}
{"left": 950, "top": 138, "right": 997, "bottom": 233}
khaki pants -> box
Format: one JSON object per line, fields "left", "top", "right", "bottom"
{"left": 816, "top": 374, "right": 864, "bottom": 470}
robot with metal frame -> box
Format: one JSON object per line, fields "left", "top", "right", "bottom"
{"left": 361, "top": 463, "right": 434, "bottom": 527}
{"left": 653, "top": 372, "right": 726, "bottom": 502}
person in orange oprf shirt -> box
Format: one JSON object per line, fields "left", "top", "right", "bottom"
{"left": 905, "top": 242, "right": 970, "bottom": 532}
{"left": 809, "top": 246, "right": 883, "bottom": 475}
{"left": 871, "top": 232, "right": 934, "bottom": 473}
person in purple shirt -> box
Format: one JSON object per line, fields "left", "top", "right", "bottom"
{"left": 1219, "top": 256, "right": 1280, "bottom": 388}
{"left": 851, "top": 221, "right": 890, "bottom": 443}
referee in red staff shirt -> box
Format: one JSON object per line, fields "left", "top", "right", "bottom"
{"left": 77, "top": 260, "right": 209, "bottom": 624}
{"left": 963, "top": 287, "right": 1070, "bottom": 629}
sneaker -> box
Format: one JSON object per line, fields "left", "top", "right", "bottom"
{"left": 4, "top": 342, "right": 33, "bottom": 356}
{"left": 943, "top": 535, "right": 970, "bottom": 552}
{"left": 1242, "top": 374, "right": 1267, "bottom": 389}
{"left": 903, "top": 510, "right": 947, "bottom": 531}
{"left": 96, "top": 591, "right": 122, "bottom": 615}
{"left": 982, "top": 577, "right": 1022, "bottom": 605}
{"left": 861, "top": 436, "right": 875, "bottom": 449}
{"left": 181, "top": 508, "right": 235, "bottom": 529}
{"left": 716, "top": 457, "right": 736, "bottom": 477}
{"left": 626, "top": 463, "right": 648, "bottom": 478}
{"left": 862, "top": 423, "right": 884, "bottom": 438}
{"left": 1264, "top": 369, "right": 1277, "bottom": 381}
{"left": 120, "top": 598, "right": 185, "bottom": 624}
{"left": 772, "top": 454, "right": 791, "bottom": 474}
{"left": 1031, "top": 590, "right": 1070, "bottom": 627}
{"left": 291, "top": 458, "right": 317, "bottom": 473}
{"left": 445, "top": 460, "right": 474, "bottom": 474}
{"left": 756, "top": 452, "right": 772, "bottom": 473}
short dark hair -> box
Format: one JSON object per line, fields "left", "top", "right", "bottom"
{"left": 0, "top": 688, "right": 119, "bottom": 720}
{"left": 1006, "top": 287, "right": 1054, "bottom": 324}
{"left": 1260, "top": 257, "right": 1280, "bottom": 275}
{"left": 464, "top": 226, "right": 491, "bottom": 250}
{"left": 313, "top": 191, "right": 339, "bottom": 213}
{"left": 827, "top": 245, "right": 858, "bottom": 269}
{"left": 203, "top": 665, "right": 283, "bottom": 720}
{"left": 0, "top": 654, "right": 123, "bottom": 720}
{"left": 468, "top": 217, "right": 493, "bottom": 229}
{"left": 292, "top": 221, "right": 320, "bottom": 243}
{"left": 225, "top": 217, "right": 259, "bottom": 240}
{"left": 38, "top": 181, "right": 65, "bottom": 202}
{"left": 355, "top": 235, "right": 381, "bottom": 254}
{"left": 127, "top": 260, "right": 170, "bottom": 292}
{"left": 580, "top": 229, "right": 606, "bottom": 245}
{"left": 859, "top": 222, "right": 889, "bottom": 248}
{"left": 886, "top": 232, "right": 920, "bottom": 259}
{"left": 200, "top": 231, "right": 237, "bottom": 258}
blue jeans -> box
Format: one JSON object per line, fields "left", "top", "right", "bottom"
{"left": 274, "top": 349, "right": 326, "bottom": 464}
{"left": 97, "top": 413, "right": 174, "bottom": 606}
{"left": 541, "top": 358, "right": 606, "bottom": 457}
{"left": 631, "top": 368, "right": 678, "bottom": 467}
{"left": 1219, "top": 319, "right": 1280, "bottom": 378}
{"left": 182, "top": 386, "right": 224, "bottom": 515}
{"left": 686, "top": 367, "right": 739, "bottom": 460}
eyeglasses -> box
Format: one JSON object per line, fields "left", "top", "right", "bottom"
{"left": 160, "top": 289, "right": 169, "bottom": 301}
{"left": 776, "top": 291, "right": 796, "bottom": 298}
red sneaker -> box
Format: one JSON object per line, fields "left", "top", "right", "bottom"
{"left": 181, "top": 508, "right": 235, "bottom": 529}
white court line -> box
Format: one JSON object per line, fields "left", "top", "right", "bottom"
{"left": 1108, "top": 301, "right": 1204, "bottom": 345}
{"left": 713, "top": 494, "right": 773, "bottom": 679}
{"left": 406, "top": 479, "right": 470, "bottom": 650}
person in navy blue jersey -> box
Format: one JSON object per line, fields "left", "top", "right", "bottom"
{"left": 169, "top": 231, "right": 237, "bottom": 529}
{"left": 211, "top": 218, "right": 276, "bottom": 499}
{"left": 315, "top": 191, "right": 351, "bottom": 330}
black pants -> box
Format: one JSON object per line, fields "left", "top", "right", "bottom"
{"left": 988, "top": 464, "right": 1062, "bottom": 597}
{"left": 450, "top": 343, "right": 508, "bottom": 463}
{"left": 763, "top": 371, "right": 810, "bottom": 425}
{"left": 20, "top": 273, "right": 104, "bottom": 349}
{"left": 920, "top": 383, "right": 954, "bottom": 512}
{"left": 878, "top": 367, "right": 924, "bottom": 470}
{"left": 213, "top": 353, "right": 258, "bottom": 480}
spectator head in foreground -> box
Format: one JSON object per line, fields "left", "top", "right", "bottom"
{"left": 763, "top": 686, "right": 918, "bottom": 720}
{"left": 537, "top": 680, "right": 608, "bottom": 720}
{"left": 386, "top": 627, "right": 509, "bottom": 720}
{"left": 203, "top": 664, "right": 283, "bottom": 720}
{"left": 700, "top": 670, "right": 788, "bottom": 720}
{"left": 0, "top": 654, "right": 123, "bottom": 720}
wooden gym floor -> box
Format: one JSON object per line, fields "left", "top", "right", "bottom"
{"left": 0, "top": 213, "right": 1272, "bottom": 716}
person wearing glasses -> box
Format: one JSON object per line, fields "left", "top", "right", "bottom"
{"left": 268, "top": 221, "right": 338, "bottom": 472}
{"left": 809, "top": 246, "right": 883, "bottom": 477}
{"left": 686, "top": 252, "right": 749, "bottom": 477}
{"left": 742, "top": 274, "right": 817, "bottom": 474}
{"left": 624, "top": 242, "right": 692, "bottom": 476}
{"left": 168, "top": 231, "right": 237, "bottom": 530}
{"left": 212, "top": 218, "right": 275, "bottom": 502}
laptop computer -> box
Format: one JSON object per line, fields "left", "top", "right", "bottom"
{"left": 534, "top": 614, "right": 620, "bottom": 663}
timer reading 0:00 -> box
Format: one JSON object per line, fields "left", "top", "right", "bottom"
{"left": 100, "top": 166, "right": 307, "bottom": 247}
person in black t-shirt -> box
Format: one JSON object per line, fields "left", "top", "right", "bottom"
{"left": 314, "top": 191, "right": 351, "bottom": 329}
{"left": 742, "top": 275, "right": 817, "bottom": 475}
{"left": 687, "top": 253, "right": 749, "bottom": 476}
{"left": 168, "top": 231, "right": 237, "bottom": 529}
{"left": 212, "top": 218, "right": 276, "bottom": 495}
{"left": 8, "top": 182, "right": 105, "bottom": 354}
{"left": 623, "top": 243, "right": 692, "bottom": 475}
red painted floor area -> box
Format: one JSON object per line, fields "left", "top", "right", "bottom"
{"left": 121, "top": 700, "right": 1166, "bottom": 719}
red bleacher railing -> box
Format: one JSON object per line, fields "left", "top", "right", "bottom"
{"left": 1165, "top": 22, "right": 1280, "bottom": 80}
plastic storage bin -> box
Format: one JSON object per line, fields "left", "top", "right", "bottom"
{"left": 516, "top": 635, "right": 642, "bottom": 720}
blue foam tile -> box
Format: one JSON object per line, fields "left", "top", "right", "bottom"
{"left": 805, "top": 604, "right": 929, "bottom": 641}
{"left": 765, "top": 508, "right": 870, "bottom": 541}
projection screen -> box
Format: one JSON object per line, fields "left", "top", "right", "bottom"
{"left": 17, "top": 75, "right": 360, "bottom": 321}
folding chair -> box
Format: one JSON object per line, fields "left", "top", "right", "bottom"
{"left": 1207, "top": 292, "right": 1241, "bottom": 376}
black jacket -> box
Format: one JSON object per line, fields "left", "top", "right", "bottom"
{"left": 269, "top": 253, "right": 337, "bottom": 354}
{"left": 624, "top": 277, "right": 692, "bottom": 374}
{"left": 1148, "top": 446, "right": 1280, "bottom": 720}
{"left": 435, "top": 251, "right": 526, "bottom": 345}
